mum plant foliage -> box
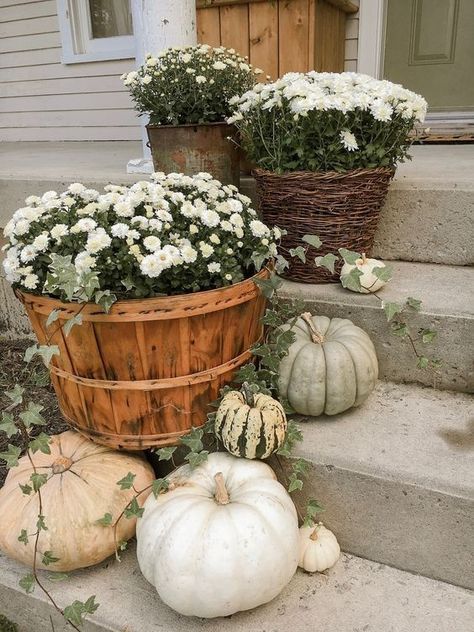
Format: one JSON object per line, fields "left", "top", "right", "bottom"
{"left": 123, "top": 45, "right": 263, "bottom": 126}
{"left": 228, "top": 71, "right": 428, "bottom": 172}
{"left": 2, "top": 173, "right": 279, "bottom": 302}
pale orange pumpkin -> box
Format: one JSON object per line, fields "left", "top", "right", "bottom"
{"left": 0, "top": 431, "right": 155, "bottom": 571}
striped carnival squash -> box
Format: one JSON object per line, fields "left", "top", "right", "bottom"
{"left": 215, "top": 384, "right": 287, "bottom": 459}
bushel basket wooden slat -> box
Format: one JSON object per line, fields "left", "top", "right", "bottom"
{"left": 253, "top": 167, "right": 394, "bottom": 283}
{"left": 17, "top": 270, "right": 267, "bottom": 450}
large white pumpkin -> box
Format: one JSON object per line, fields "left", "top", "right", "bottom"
{"left": 278, "top": 313, "right": 378, "bottom": 416}
{"left": 136, "top": 452, "right": 299, "bottom": 618}
{"left": 0, "top": 431, "right": 155, "bottom": 571}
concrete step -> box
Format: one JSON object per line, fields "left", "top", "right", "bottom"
{"left": 285, "top": 381, "right": 474, "bottom": 590}
{"left": 241, "top": 145, "right": 474, "bottom": 266}
{"left": 280, "top": 260, "right": 474, "bottom": 393}
{"left": 0, "top": 544, "right": 472, "bottom": 632}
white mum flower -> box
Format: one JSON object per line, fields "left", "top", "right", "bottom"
{"left": 207, "top": 262, "right": 221, "bottom": 273}
{"left": 225, "top": 273, "right": 233, "bottom": 280}
{"left": 20, "top": 245, "right": 37, "bottom": 263}
{"left": 143, "top": 236, "right": 162, "bottom": 252}
{"left": 3, "top": 219, "right": 16, "bottom": 238}
{"left": 370, "top": 100, "right": 393, "bottom": 122}
{"left": 220, "top": 220, "right": 233, "bottom": 232}
{"left": 340, "top": 130, "right": 359, "bottom": 151}
{"left": 110, "top": 223, "right": 129, "bottom": 238}
{"left": 149, "top": 218, "right": 163, "bottom": 231}
{"left": 181, "top": 53, "right": 192, "bottom": 63}
{"left": 23, "top": 274, "right": 39, "bottom": 290}
{"left": 142, "top": 75, "right": 152, "bottom": 85}
{"left": 32, "top": 234, "right": 49, "bottom": 250}
{"left": 209, "top": 233, "right": 220, "bottom": 244}
{"left": 199, "top": 242, "right": 214, "bottom": 258}
{"left": 13, "top": 219, "right": 31, "bottom": 236}
{"left": 85, "top": 228, "right": 111, "bottom": 254}
{"left": 181, "top": 245, "right": 198, "bottom": 263}
{"left": 131, "top": 215, "right": 149, "bottom": 229}
{"left": 25, "top": 195, "right": 41, "bottom": 206}
{"left": 146, "top": 57, "right": 158, "bottom": 67}
{"left": 68, "top": 183, "right": 86, "bottom": 195}
{"left": 41, "top": 191, "right": 58, "bottom": 203}
{"left": 189, "top": 224, "right": 199, "bottom": 235}
{"left": 249, "top": 219, "right": 270, "bottom": 238}
{"left": 195, "top": 75, "right": 207, "bottom": 84}
{"left": 213, "top": 61, "right": 227, "bottom": 70}
{"left": 200, "top": 209, "right": 220, "bottom": 228}
{"left": 75, "top": 251, "right": 96, "bottom": 273}
{"left": 71, "top": 218, "right": 97, "bottom": 234}
{"left": 115, "top": 201, "right": 134, "bottom": 217}
{"left": 229, "top": 213, "right": 244, "bottom": 227}
{"left": 51, "top": 224, "right": 69, "bottom": 240}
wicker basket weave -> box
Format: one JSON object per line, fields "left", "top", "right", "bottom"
{"left": 254, "top": 167, "right": 395, "bottom": 283}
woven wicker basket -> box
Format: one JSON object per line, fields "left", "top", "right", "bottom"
{"left": 254, "top": 167, "right": 395, "bottom": 283}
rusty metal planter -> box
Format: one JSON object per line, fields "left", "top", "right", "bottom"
{"left": 146, "top": 122, "right": 240, "bottom": 186}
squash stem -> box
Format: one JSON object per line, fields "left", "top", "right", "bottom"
{"left": 214, "top": 472, "right": 230, "bottom": 505}
{"left": 301, "top": 312, "right": 324, "bottom": 344}
{"left": 241, "top": 381, "right": 255, "bottom": 408}
{"left": 310, "top": 527, "right": 319, "bottom": 541}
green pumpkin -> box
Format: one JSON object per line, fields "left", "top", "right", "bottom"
{"left": 215, "top": 385, "right": 287, "bottom": 459}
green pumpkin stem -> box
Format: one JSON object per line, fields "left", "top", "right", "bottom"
{"left": 301, "top": 312, "right": 324, "bottom": 344}
{"left": 241, "top": 381, "right": 255, "bottom": 408}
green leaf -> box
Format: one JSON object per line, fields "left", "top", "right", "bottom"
{"left": 417, "top": 356, "right": 429, "bottom": 369}
{"left": 19, "top": 402, "right": 46, "bottom": 428}
{"left": 180, "top": 427, "right": 204, "bottom": 453}
{"left": 314, "top": 253, "right": 338, "bottom": 274}
{"left": 28, "top": 432, "right": 51, "bottom": 455}
{"left": 340, "top": 267, "right": 363, "bottom": 292}
{"left": 372, "top": 265, "right": 393, "bottom": 282}
{"left": 185, "top": 450, "right": 209, "bottom": 468}
{"left": 96, "top": 513, "right": 113, "bottom": 527}
{"left": 19, "top": 483, "right": 33, "bottom": 495}
{"left": 421, "top": 329, "right": 437, "bottom": 344}
{"left": 45, "top": 309, "right": 61, "bottom": 327}
{"left": 303, "top": 498, "right": 325, "bottom": 526}
{"left": 41, "top": 551, "right": 60, "bottom": 566}
{"left": 36, "top": 515, "right": 47, "bottom": 531}
{"left": 124, "top": 497, "right": 144, "bottom": 519}
{"left": 0, "top": 444, "right": 21, "bottom": 468}
{"left": 48, "top": 572, "right": 69, "bottom": 582}
{"left": 30, "top": 473, "right": 48, "bottom": 492}
{"left": 64, "top": 596, "right": 99, "bottom": 627}
{"left": 406, "top": 297, "right": 422, "bottom": 311}
{"left": 63, "top": 314, "right": 83, "bottom": 337}
{"left": 0, "top": 412, "right": 18, "bottom": 438}
{"left": 289, "top": 246, "right": 306, "bottom": 263}
{"left": 152, "top": 478, "right": 170, "bottom": 498}
{"left": 5, "top": 385, "right": 24, "bottom": 408}
{"left": 155, "top": 447, "right": 176, "bottom": 462}
{"left": 277, "top": 421, "right": 303, "bottom": 458}
{"left": 116, "top": 472, "right": 136, "bottom": 490}
{"left": 251, "top": 252, "right": 267, "bottom": 272}
{"left": 288, "top": 473, "right": 303, "bottom": 493}
{"left": 302, "top": 234, "right": 322, "bottom": 249}
{"left": 275, "top": 254, "right": 289, "bottom": 273}
{"left": 382, "top": 301, "right": 403, "bottom": 322}
{"left": 18, "top": 529, "right": 29, "bottom": 545}
{"left": 24, "top": 345, "right": 60, "bottom": 367}
{"left": 338, "top": 248, "right": 361, "bottom": 264}
{"left": 19, "top": 574, "right": 35, "bottom": 594}
{"left": 292, "top": 458, "right": 311, "bottom": 478}
{"left": 95, "top": 290, "right": 117, "bottom": 313}
{"left": 391, "top": 322, "right": 408, "bottom": 337}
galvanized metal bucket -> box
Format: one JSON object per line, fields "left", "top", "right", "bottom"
{"left": 146, "top": 122, "right": 240, "bottom": 186}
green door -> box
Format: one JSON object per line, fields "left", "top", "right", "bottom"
{"left": 383, "top": 0, "right": 474, "bottom": 112}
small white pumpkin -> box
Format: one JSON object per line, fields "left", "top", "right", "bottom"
{"left": 136, "top": 452, "right": 299, "bottom": 618}
{"left": 215, "top": 383, "right": 287, "bottom": 459}
{"left": 298, "top": 523, "right": 340, "bottom": 573}
{"left": 340, "top": 253, "right": 388, "bottom": 293}
{"left": 0, "top": 431, "right": 155, "bottom": 571}
{"left": 278, "top": 313, "right": 378, "bottom": 416}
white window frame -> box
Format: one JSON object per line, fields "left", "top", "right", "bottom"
{"left": 57, "top": 0, "right": 135, "bottom": 64}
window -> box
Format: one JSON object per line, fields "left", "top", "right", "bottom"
{"left": 57, "top": 0, "right": 135, "bottom": 64}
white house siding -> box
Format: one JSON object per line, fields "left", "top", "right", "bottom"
{"left": 344, "top": 1, "right": 359, "bottom": 72}
{"left": 0, "top": 0, "right": 141, "bottom": 141}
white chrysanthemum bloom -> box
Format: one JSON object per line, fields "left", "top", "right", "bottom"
{"left": 3, "top": 219, "right": 16, "bottom": 238}
{"left": 23, "top": 273, "right": 39, "bottom": 290}
{"left": 51, "top": 224, "right": 69, "bottom": 240}
{"left": 32, "top": 234, "right": 49, "bottom": 251}
{"left": 250, "top": 220, "right": 270, "bottom": 238}
{"left": 230, "top": 213, "right": 244, "bottom": 227}
{"left": 181, "top": 53, "right": 192, "bottom": 63}
{"left": 181, "top": 245, "right": 198, "bottom": 263}
{"left": 234, "top": 227, "right": 244, "bottom": 239}
{"left": 20, "top": 245, "right": 37, "bottom": 263}
{"left": 149, "top": 218, "right": 163, "bottom": 231}
{"left": 180, "top": 200, "right": 198, "bottom": 218}
{"left": 207, "top": 262, "right": 221, "bottom": 273}
{"left": 143, "top": 236, "right": 162, "bottom": 252}
{"left": 199, "top": 242, "right": 214, "bottom": 258}
{"left": 75, "top": 251, "right": 96, "bottom": 274}
{"left": 273, "top": 227, "right": 282, "bottom": 240}
{"left": 370, "top": 100, "right": 393, "bottom": 122}
{"left": 200, "top": 209, "right": 220, "bottom": 228}
{"left": 227, "top": 199, "right": 243, "bottom": 214}
{"left": 161, "top": 244, "right": 182, "bottom": 265}
{"left": 13, "top": 219, "right": 31, "bottom": 236}
{"left": 77, "top": 202, "right": 98, "bottom": 216}
{"left": 41, "top": 191, "right": 58, "bottom": 203}
{"left": 196, "top": 75, "right": 206, "bottom": 84}
{"left": 2, "top": 257, "right": 21, "bottom": 283}
{"left": 340, "top": 130, "right": 359, "bottom": 151}
{"left": 62, "top": 196, "right": 75, "bottom": 207}
{"left": 115, "top": 201, "right": 134, "bottom": 217}
{"left": 212, "top": 61, "right": 227, "bottom": 70}
{"left": 68, "top": 183, "right": 86, "bottom": 195}
{"left": 131, "top": 215, "right": 149, "bottom": 230}
{"left": 189, "top": 224, "right": 199, "bottom": 235}
{"left": 25, "top": 195, "right": 41, "bottom": 206}
{"left": 226, "top": 248, "right": 233, "bottom": 255}
{"left": 85, "top": 228, "right": 112, "bottom": 254}
{"left": 126, "top": 229, "right": 140, "bottom": 242}
{"left": 220, "top": 220, "right": 233, "bottom": 232}
{"left": 146, "top": 57, "right": 158, "bottom": 67}
{"left": 209, "top": 233, "right": 220, "bottom": 244}
{"left": 70, "top": 218, "right": 97, "bottom": 234}
{"left": 111, "top": 223, "right": 129, "bottom": 238}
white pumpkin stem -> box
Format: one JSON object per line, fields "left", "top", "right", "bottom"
{"left": 361, "top": 253, "right": 368, "bottom": 264}
{"left": 310, "top": 527, "right": 319, "bottom": 541}
{"left": 214, "top": 472, "right": 230, "bottom": 505}
{"left": 51, "top": 456, "right": 73, "bottom": 474}
{"left": 301, "top": 312, "right": 324, "bottom": 344}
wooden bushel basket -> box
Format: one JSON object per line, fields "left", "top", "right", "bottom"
{"left": 17, "top": 270, "right": 267, "bottom": 450}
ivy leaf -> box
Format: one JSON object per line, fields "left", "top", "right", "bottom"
{"left": 251, "top": 252, "right": 267, "bottom": 272}
{"left": 18, "top": 529, "right": 29, "bottom": 545}
{"left": 96, "top": 513, "right": 113, "bottom": 527}
{"left": 45, "top": 309, "right": 61, "bottom": 327}
{"left": 391, "top": 322, "right": 408, "bottom": 337}
{"left": 292, "top": 458, "right": 311, "bottom": 478}
{"left": 36, "top": 514, "right": 48, "bottom": 531}
{"left": 116, "top": 472, "right": 136, "bottom": 490}
{"left": 30, "top": 473, "right": 48, "bottom": 492}
{"left": 0, "top": 444, "right": 21, "bottom": 468}
{"left": 19, "top": 483, "right": 33, "bottom": 495}
{"left": 302, "top": 234, "right": 322, "bottom": 249}
{"left": 382, "top": 301, "right": 403, "bottom": 322}
{"left": 180, "top": 427, "right": 204, "bottom": 453}
{"left": 41, "top": 551, "right": 60, "bottom": 566}
{"left": 24, "top": 345, "right": 60, "bottom": 367}
{"left": 95, "top": 290, "right": 117, "bottom": 313}
{"left": 417, "top": 356, "right": 429, "bottom": 369}
{"left": 406, "top": 297, "right": 422, "bottom": 311}
{"left": 19, "top": 574, "right": 35, "bottom": 594}
{"left": 152, "top": 478, "right": 170, "bottom": 498}
{"left": 372, "top": 265, "right": 393, "bottom": 282}
{"left": 0, "top": 412, "right": 18, "bottom": 438}
{"left": 124, "top": 497, "right": 144, "bottom": 519}
{"left": 314, "top": 253, "right": 338, "bottom": 274}
{"left": 64, "top": 596, "right": 99, "bottom": 627}
{"left": 5, "top": 385, "right": 24, "bottom": 408}
{"left": 185, "top": 450, "right": 209, "bottom": 468}
{"left": 277, "top": 421, "right": 303, "bottom": 457}
{"left": 48, "top": 572, "right": 69, "bottom": 582}
{"left": 338, "top": 248, "right": 361, "bottom": 264}
{"left": 289, "top": 246, "right": 306, "bottom": 263}
{"left": 29, "top": 432, "right": 51, "bottom": 455}
{"left": 275, "top": 254, "right": 289, "bottom": 273}
{"left": 63, "top": 314, "right": 83, "bottom": 337}
{"left": 155, "top": 447, "right": 176, "bottom": 462}
{"left": 303, "top": 498, "right": 325, "bottom": 527}
{"left": 421, "top": 329, "right": 437, "bottom": 344}
{"left": 288, "top": 473, "right": 304, "bottom": 493}
{"left": 340, "top": 267, "right": 363, "bottom": 292}
{"left": 19, "top": 402, "right": 46, "bottom": 428}
{"left": 253, "top": 274, "right": 283, "bottom": 299}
